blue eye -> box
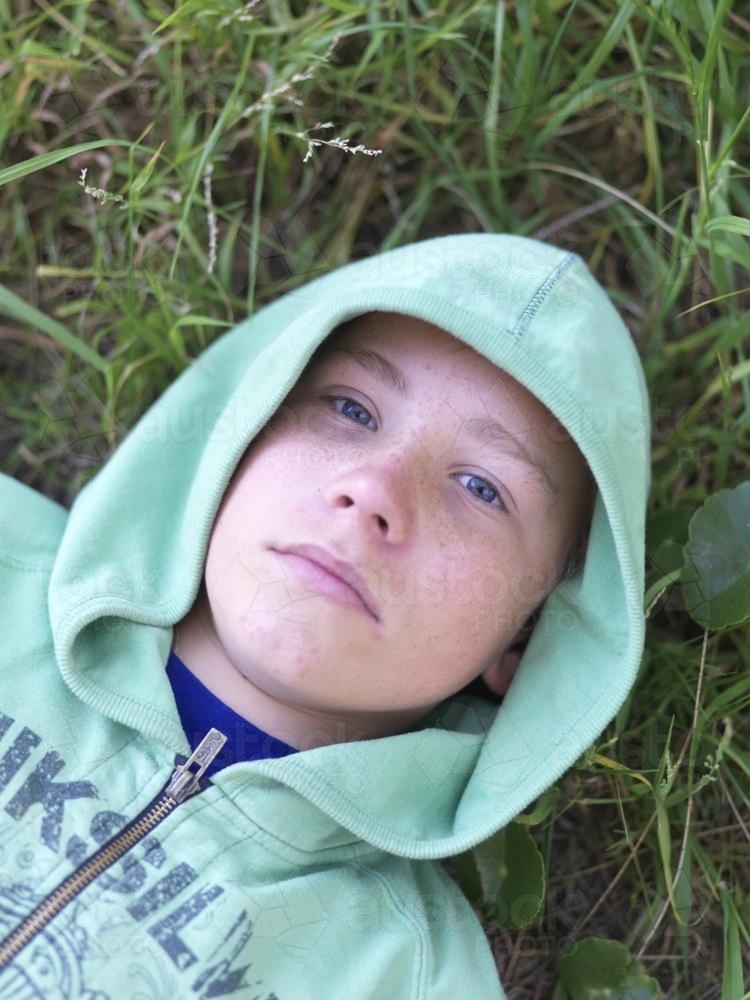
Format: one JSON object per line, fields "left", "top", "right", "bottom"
{"left": 330, "top": 397, "right": 377, "bottom": 430}
{"left": 456, "top": 474, "right": 507, "bottom": 511}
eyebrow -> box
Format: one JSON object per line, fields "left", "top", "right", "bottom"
{"left": 324, "top": 346, "right": 410, "bottom": 398}
{"left": 461, "top": 415, "right": 560, "bottom": 511}
{"left": 324, "top": 345, "right": 559, "bottom": 510}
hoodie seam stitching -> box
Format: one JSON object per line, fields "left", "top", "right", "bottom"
{"left": 508, "top": 253, "right": 578, "bottom": 339}
{"left": 59, "top": 593, "right": 176, "bottom": 615}
{"left": 0, "top": 551, "right": 53, "bottom": 573}
{"left": 353, "top": 859, "right": 428, "bottom": 998}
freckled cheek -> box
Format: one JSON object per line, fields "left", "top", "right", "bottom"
{"left": 421, "top": 544, "right": 500, "bottom": 608}
{"left": 234, "top": 434, "right": 311, "bottom": 490}
{"left": 264, "top": 416, "right": 355, "bottom": 475}
{"left": 509, "top": 571, "right": 548, "bottom": 609}
{"left": 430, "top": 538, "right": 543, "bottom": 621}
{"left": 265, "top": 404, "right": 343, "bottom": 446}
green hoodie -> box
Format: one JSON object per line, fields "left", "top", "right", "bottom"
{"left": 0, "top": 233, "right": 650, "bottom": 999}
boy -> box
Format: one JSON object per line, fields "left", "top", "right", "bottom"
{"left": 0, "top": 233, "right": 650, "bottom": 998}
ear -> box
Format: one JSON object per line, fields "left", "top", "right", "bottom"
{"left": 480, "top": 647, "right": 523, "bottom": 696}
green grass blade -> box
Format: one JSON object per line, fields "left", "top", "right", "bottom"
{"left": 698, "top": 0, "right": 733, "bottom": 102}
{"left": 706, "top": 215, "right": 750, "bottom": 237}
{"left": 0, "top": 140, "right": 132, "bottom": 188}
{"left": 169, "top": 40, "right": 256, "bottom": 283}
{"left": 720, "top": 888, "right": 744, "bottom": 1000}
{"left": 0, "top": 285, "right": 106, "bottom": 371}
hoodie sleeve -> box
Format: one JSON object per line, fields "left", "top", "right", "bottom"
{"left": 0, "top": 473, "right": 68, "bottom": 666}
{"left": 0, "top": 474, "right": 68, "bottom": 565}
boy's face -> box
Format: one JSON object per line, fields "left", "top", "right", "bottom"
{"left": 183, "top": 312, "right": 592, "bottom": 746}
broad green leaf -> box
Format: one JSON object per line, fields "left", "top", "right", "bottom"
{"left": 558, "top": 937, "right": 661, "bottom": 999}
{"left": 0, "top": 140, "right": 132, "bottom": 188}
{"left": 0, "top": 285, "right": 106, "bottom": 372}
{"left": 646, "top": 507, "right": 692, "bottom": 558}
{"left": 649, "top": 539, "right": 686, "bottom": 576}
{"left": 621, "top": 961, "right": 662, "bottom": 999}
{"left": 681, "top": 482, "right": 750, "bottom": 629}
{"left": 560, "top": 938, "right": 628, "bottom": 993}
{"left": 451, "top": 821, "right": 544, "bottom": 929}
{"left": 645, "top": 513, "right": 690, "bottom": 617}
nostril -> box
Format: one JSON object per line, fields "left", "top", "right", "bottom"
{"left": 325, "top": 473, "right": 408, "bottom": 543}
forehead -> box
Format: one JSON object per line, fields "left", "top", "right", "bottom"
{"left": 309, "top": 311, "right": 555, "bottom": 426}
{"left": 311, "top": 311, "right": 499, "bottom": 389}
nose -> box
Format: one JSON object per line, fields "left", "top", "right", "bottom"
{"left": 323, "top": 454, "right": 412, "bottom": 544}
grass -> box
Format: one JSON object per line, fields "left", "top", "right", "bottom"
{"left": 1, "top": 0, "right": 749, "bottom": 995}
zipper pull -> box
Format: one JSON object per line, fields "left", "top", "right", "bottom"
{"left": 166, "top": 728, "right": 227, "bottom": 804}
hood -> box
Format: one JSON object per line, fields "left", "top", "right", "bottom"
{"left": 49, "top": 233, "right": 650, "bottom": 860}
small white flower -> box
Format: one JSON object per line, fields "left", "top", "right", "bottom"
{"left": 296, "top": 122, "right": 383, "bottom": 164}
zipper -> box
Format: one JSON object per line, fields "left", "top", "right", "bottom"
{"left": 0, "top": 728, "right": 227, "bottom": 970}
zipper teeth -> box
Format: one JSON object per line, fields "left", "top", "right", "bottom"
{"left": 0, "top": 793, "right": 176, "bottom": 969}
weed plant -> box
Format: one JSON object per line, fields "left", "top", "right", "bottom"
{"left": 1, "top": 1, "right": 749, "bottom": 997}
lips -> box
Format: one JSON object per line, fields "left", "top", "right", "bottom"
{"left": 272, "top": 544, "right": 379, "bottom": 621}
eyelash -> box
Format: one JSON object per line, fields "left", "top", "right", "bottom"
{"left": 325, "top": 396, "right": 508, "bottom": 512}
{"left": 328, "top": 396, "right": 377, "bottom": 430}
{"left": 455, "top": 474, "right": 506, "bottom": 511}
